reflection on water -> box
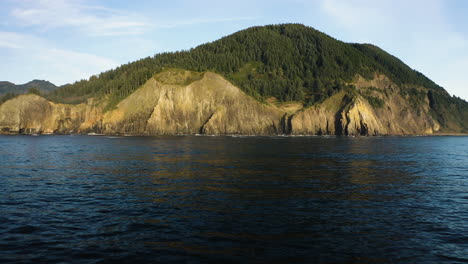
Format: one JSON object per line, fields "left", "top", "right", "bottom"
{"left": 0, "top": 135, "right": 467, "bottom": 263}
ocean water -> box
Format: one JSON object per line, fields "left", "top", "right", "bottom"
{"left": 0, "top": 135, "right": 467, "bottom": 263}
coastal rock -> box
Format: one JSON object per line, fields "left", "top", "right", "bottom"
{"left": 102, "top": 72, "right": 284, "bottom": 135}
{"left": 290, "top": 75, "right": 440, "bottom": 135}
{"left": 0, "top": 71, "right": 441, "bottom": 136}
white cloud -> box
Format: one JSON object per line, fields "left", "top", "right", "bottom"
{"left": 37, "top": 48, "right": 118, "bottom": 82}
{"left": 9, "top": 0, "right": 258, "bottom": 36}
{"left": 155, "top": 17, "right": 259, "bottom": 29}
{"left": 0, "top": 31, "right": 52, "bottom": 50}
{"left": 11, "top": 0, "right": 151, "bottom": 36}
{"left": 0, "top": 31, "right": 118, "bottom": 85}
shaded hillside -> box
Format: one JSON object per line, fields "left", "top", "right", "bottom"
{"left": 33, "top": 23, "right": 468, "bottom": 132}
{"left": 0, "top": 80, "right": 57, "bottom": 95}
{"left": 0, "top": 80, "right": 57, "bottom": 104}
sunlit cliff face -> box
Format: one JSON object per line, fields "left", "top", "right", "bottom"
{"left": 0, "top": 70, "right": 441, "bottom": 136}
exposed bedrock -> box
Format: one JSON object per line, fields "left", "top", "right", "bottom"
{"left": 0, "top": 71, "right": 440, "bottom": 136}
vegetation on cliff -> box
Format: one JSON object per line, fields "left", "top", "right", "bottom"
{"left": 47, "top": 24, "right": 441, "bottom": 103}
{"left": 13, "top": 23, "right": 468, "bottom": 132}
{"left": 0, "top": 93, "right": 17, "bottom": 105}
{"left": 0, "top": 80, "right": 56, "bottom": 96}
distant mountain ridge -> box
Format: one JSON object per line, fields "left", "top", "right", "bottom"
{"left": 0, "top": 80, "right": 57, "bottom": 95}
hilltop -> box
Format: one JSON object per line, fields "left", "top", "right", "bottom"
{"left": 1, "top": 24, "right": 467, "bottom": 135}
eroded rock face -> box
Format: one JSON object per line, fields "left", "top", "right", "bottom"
{"left": 339, "top": 97, "right": 387, "bottom": 136}
{"left": 291, "top": 75, "right": 440, "bottom": 135}
{"left": 101, "top": 72, "right": 284, "bottom": 135}
{"left": 0, "top": 94, "right": 90, "bottom": 134}
{"left": 0, "top": 71, "right": 441, "bottom": 136}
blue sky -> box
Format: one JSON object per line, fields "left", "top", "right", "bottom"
{"left": 1, "top": 0, "right": 467, "bottom": 100}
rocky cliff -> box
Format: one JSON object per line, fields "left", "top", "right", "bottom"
{"left": 101, "top": 71, "right": 284, "bottom": 135}
{"left": 0, "top": 70, "right": 442, "bottom": 136}
{"left": 291, "top": 75, "right": 440, "bottom": 135}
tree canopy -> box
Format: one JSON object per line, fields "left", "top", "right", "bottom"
{"left": 43, "top": 23, "right": 466, "bottom": 131}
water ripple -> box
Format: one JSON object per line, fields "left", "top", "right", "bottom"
{"left": 0, "top": 135, "right": 467, "bottom": 263}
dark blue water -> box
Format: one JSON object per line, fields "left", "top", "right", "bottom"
{"left": 0, "top": 135, "right": 467, "bottom": 263}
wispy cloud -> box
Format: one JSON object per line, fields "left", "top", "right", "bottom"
{"left": 11, "top": 0, "right": 151, "bottom": 36}
{"left": 10, "top": 0, "right": 258, "bottom": 36}
{"left": 0, "top": 31, "right": 118, "bottom": 85}
{"left": 0, "top": 31, "right": 34, "bottom": 49}
{"left": 37, "top": 49, "right": 118, "bottom": 82}
{"left": 155, "top": 17, "right": 259, "bottom": 29}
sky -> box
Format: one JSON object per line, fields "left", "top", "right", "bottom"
{"left": 1, "top": 0, "right": 467, "bottom": 100}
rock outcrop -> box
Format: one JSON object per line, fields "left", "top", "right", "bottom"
{"left": 102, "top": 72, "right": 284, "bottom": 135}
{"left": 0, "top": 95, "right": 89, "bottom": 134}
{"left": 291, "top": 74, "right": 439, "bottom": 135}
{"left": 0, "top": 71, "right": 441, "bottom": 136}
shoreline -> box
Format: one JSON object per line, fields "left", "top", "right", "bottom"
{"left": 1, "top": 132, "right": 467, "bottom": 137}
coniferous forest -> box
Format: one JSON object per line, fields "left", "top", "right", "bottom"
{"left": 41, "top": 24, "right": 467, "bottom": 129}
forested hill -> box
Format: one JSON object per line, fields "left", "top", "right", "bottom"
{"left": 47, "top": 24, "right": 444, "bottom": 104}
{"left": 44, "top": 23, "right": 467, "bottom": 131}
{"left": 0, "top": 80, "right": 57, "bottom": 103}
{"left": 0, "top": 80, "right": 57, "bottom": 95}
